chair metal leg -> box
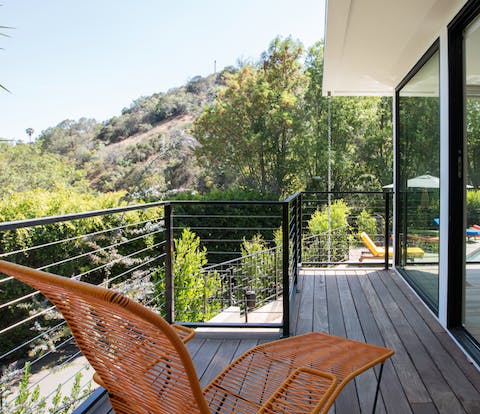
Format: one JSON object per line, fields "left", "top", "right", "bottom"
{"left": 372, "top": 363, "right": 385, "bottom": 414}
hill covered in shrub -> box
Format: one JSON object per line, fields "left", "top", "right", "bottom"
{"left": 35, "top": 71, "right": 232, "bottom": 197}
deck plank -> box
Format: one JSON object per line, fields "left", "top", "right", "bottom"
{"left": 337, "top": 272, "right": 387, "bottom": 414}
{"left": 325, "top": 273, "right": 361, "bottom": 414}
{"left": 368, "top": 271, "right": 465, "bottom": 414}
{"left": 199, "top": 339, "right": 240, "bottom": 386}
{"left": 191, "top": 339, "right": 222, "bottom": 381}
{"left": 232, "top": 338, "right": 259, "bottom": 359}
{"left": 295, "top": 271, "right": 314, "bottom": 334}
{"left": 378, "top": 271, "right": 480, "bottom": 413}
{"left": 390, "top": 271, "right": 480, "bottom": 396}
{"left": 313, "top": 271, "right": 329, "bottom": 334}
{"left": 350, "top": 270, "right": 414, "bottom": 414}
{"left": 80, "top": 269, "right": 480, "bottom": 414}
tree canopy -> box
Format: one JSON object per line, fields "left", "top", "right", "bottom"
{"left": 194, "top": 38, "right": 393, "bottom": 197}
{"left": 5, "top": 37, "right": 396, "bottom": 202}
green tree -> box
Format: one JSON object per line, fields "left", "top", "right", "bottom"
{"left": 153, "top": 228, "right": 220, "bottom": 322}
{"left": 301, "top": 43, "right": 393, "bottom": 191}
{"left": 194, "top": 37, "right": 308, "bottom": 196}
{"left": 0, "top": 143, "right": 89, "bottom": 196}
{"left": 37, "top": 118, "right": 100, "bottom": 166}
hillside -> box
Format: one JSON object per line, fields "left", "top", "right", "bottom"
{"left": 36, "top": 70, "right": 232, "bottom": 198}
{"left": 86, "top": 113, "right": 199, "bottom": 198}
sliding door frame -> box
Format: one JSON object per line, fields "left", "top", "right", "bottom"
{"left": 447, "top": 0, "right": 480, "bottom": 361}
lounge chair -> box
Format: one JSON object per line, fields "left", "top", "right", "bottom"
{"left": 359, "top": 232, "right": 424, "bottom": 262}
{"left": 0, "top": 260, "right": 394, "bottom": 414}
{"left": 434, "top": 218, "right": 480, "bottom": 239}
{"left": 407, "top": 234, "right": 439, "bottom": 243}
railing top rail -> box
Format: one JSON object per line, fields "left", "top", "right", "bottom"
{"left": 0, "top": 201, "right": 169, "bottom": 232}
{"left": 301, "top": 191, "right": 389, "bottom": 195}
{"left": 0, "top": 190, "right": 394, "bottom": 232}
{"left": 283, "top": 192, "right": 302, "bottom": 203}
{"left": 170, "top": 200, "right": 283, "bottom": 206}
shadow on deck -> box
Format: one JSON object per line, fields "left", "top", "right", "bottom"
{"left": 77, "top": 268, "right": 480, "bottom": 414}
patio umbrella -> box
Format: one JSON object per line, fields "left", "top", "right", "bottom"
{"left": 383, "top": 174, "right": 473, "bottom": 189}
{"left": 382, "top": 174, "right": 439, "bottom": 189}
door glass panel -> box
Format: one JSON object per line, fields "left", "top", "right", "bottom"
{"left": 464, "top": 15, "right": 480, "bottom": 342}
{"left": 397, "top": 51, "right": 440, "bottom": 311}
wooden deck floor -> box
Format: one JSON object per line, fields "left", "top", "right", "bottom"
{"left": 79, "top": 269, "right": 480, "bottom": 414}
{"left": 295, "top": 268, "right": 480, "bottom": 414}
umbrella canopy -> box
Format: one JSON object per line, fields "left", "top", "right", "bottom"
{"left": 383, "top": 174, "right": 473, "bottom": 189}
{"left": 407, "top": 174, "right": 440, "bottom": 188}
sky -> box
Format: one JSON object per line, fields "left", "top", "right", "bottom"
{"left": 0, "top": 0, "right": 325, "bottom": 142}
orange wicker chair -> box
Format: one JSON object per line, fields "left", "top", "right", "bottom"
{"left": 0, "top": 260, "right": 394, "bottom": 414}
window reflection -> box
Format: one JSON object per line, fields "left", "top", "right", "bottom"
{"left": 397, "top": 50, "right": 440, "bottom": 311}
{"left": 464, "top": 15, "right": 480, "bottom": 342}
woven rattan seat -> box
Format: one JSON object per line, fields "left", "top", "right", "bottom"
{"left": 0, "top": 260, "right": 393, "bottom": 413}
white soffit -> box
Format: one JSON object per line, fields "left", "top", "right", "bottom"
{"left": 323, "top": 0, "right": 467, "bottom": 96}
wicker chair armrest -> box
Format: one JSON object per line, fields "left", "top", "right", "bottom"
{"left": 258, "top": 367, "right": 338, "bottom": 414}
{"left": 172, "top": 324, "right": 195, "bottom": 343}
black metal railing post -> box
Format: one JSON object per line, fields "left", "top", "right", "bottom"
{"left": 293, "top": 197, "right": 299, "bottom": 282}
{"left": 384, "top": 191, "right": 390, "bottom": 270}
{"left": 282, "top": 201, "right": 290, "bottom": 337}
{"left": 298, "top": 193, "right": 303, "bottom": 266}
{"left": 165, "top": 203, "right": 174, "bottom": 323}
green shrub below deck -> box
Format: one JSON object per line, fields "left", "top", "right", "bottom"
{"left": 239, "top": 234, "right": 281, "bottom": 310}
{"left": 152, "top": 228, "right": 221, "bottom": 322}
{"left": 356, "top": 209, "right": 377, "bottom": 237}
{"left": 167, "top": 188, "right": 282, "bottom": 265}
{"left": 304, "top": 200, "right": 351, "bottom": 263}
{"left": 0, "top": 189, "right": 163, "bottom": 363}
{"left": 0, "top": 362, "right": 91, "bottom": 414}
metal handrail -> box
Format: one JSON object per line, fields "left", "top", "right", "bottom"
{"left": 0, "top": 190, "right": 391, "bottom": 413}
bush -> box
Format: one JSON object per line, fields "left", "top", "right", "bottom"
{"left": 1, "top": 362, "right": 91, "bottom": 414}
{"left": 0, "top": 189, "right": 163, "bottom": 362}
{"left": 153, "top": 228, "right": 220, "bottom": 322}
{"left": 239, "top": 234, "right": 281, "bottom": 309}
{"left": 308, "top": 199, "right": 350, "bottom": 234}
{"left": 357, "top": 209, "right": 377, "bottom": 236}
{"left": 304, "top": 200, "right": 351, "bottom": 263}
{"left": 467, "top": 190, "right": 480, "bottom": 226}
{"left": 167, "top": 188, "right": 281, "bottom": 265}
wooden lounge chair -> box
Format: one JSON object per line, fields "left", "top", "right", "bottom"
{"left": 0, "top": 260, "right": 394, "bottom": 414}
{"left": 407, "top": 234, "right": 439, "bottom": 244}
{"left": 359, "top": 232, "right": 424, "bottom": 262}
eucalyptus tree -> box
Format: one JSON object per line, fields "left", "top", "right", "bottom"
{"left": 194, "top": 37, "right": 308, "bottom": 196}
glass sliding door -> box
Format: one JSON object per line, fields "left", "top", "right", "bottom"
{"left": 464, "top": 13, "right": 480, "bottom": 343}
{"left": 396, "top": 46, "right": 440, "bottom": 311}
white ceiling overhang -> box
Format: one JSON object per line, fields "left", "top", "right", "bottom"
{"left": 323, "top": 0, "right": 467, "bottom": 96}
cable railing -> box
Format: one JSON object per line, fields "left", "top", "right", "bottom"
{"left": 0, "top": 201, "right": 168, "bottom": 414}
{"left": 0, "top": 190, "right": 395, "bottom": 413}
{"left": 170, "top": 199, "right": 284, "bottom": 265}
{"left": 175, "top": 244, "right": 284, "bottom": 329}
{"left": 0, "top": 196, "right": 303, "bottom": 413}
{"left": 301, "top": 191, "right": 393, "bottom": 267}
